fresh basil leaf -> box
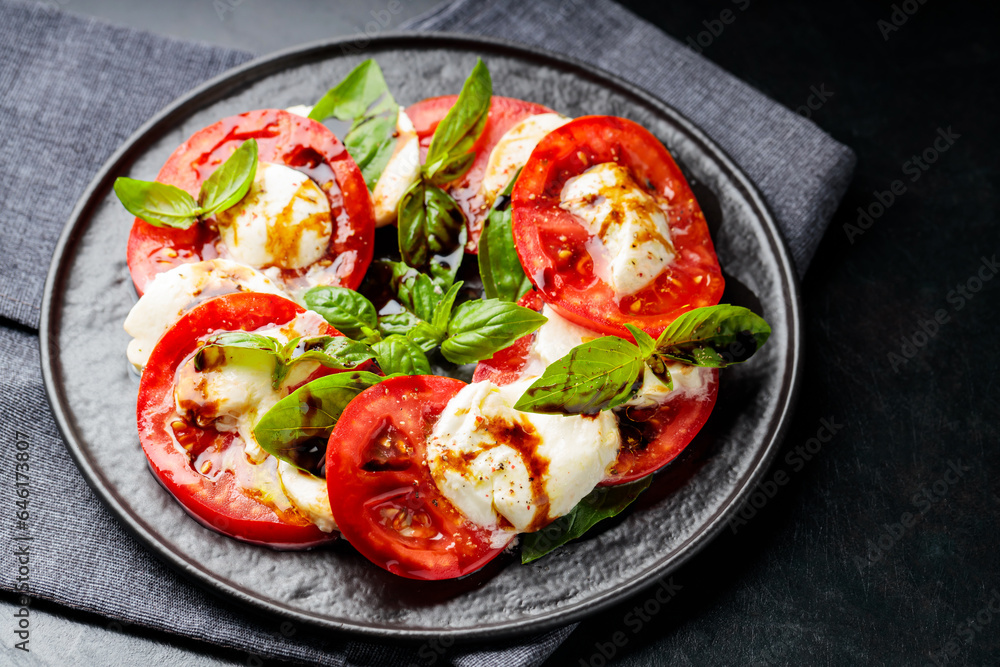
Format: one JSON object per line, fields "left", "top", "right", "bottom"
{"left": 309, "top": 60, "right": 399, "bottom": 190}
{"left": 624, "top": 324, "right": 656, "bottom": 359}
{"left": 194, "top": 332, "right": 284, "bottom": 385}
{"left": 372, "top": 335, "right": 431, "bottom": 376}
{"left": 423, "top": 58, "right": 492, "bottom": 185}
{"left": 303, "top": 286, "right": 379, "bottom": 342}
{"left": 431, "top": 281, "right": 464, "bottom": 333}
{"left": 520, "top": 476, "right": 652, "bottom": 564}
{"left": 252, "top": 371, "right": 383, "bottom": 472}
{"left": 479, "top": 169, "right": 532, "bottom": 302}
{"left": 113, "top": 178, "right": 199, "bottom": 229}
{"left": 198, "top": 139, "right": 258, "bottom": 215}
{"left": 398, "top": 180, "right": 467, "bottom": 273}
{"left": 405, "top": 322, "right": 445, "bottom": 353}
{"left": 403, "top": 272, "right": 442, "bottom": 323}
{"left": 513, "top": 336, "right": 645, "bottom": 415}
{"left": 440, "top": 299, "right": 547, "bottom": 365}
{"left": 377, "top": 310, "right": 421, "bottom": 337}
{"left": 289, "top": 336, "right": 375, "bottom": 370}
{"left": 654, "top": 305, "right": 772, "bottom": 367}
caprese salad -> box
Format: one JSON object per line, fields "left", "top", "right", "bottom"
{"left": 115, "top": 58, "right": 771, "bottom": 580}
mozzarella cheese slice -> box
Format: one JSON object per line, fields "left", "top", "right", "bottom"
{"left": 285, "top": 104, "right": 314, "bottom": 118}
{"left": 371, "top": 109, "right": 421, "bottom": 227}
{"left": 171, "top": 310, "right": 337, "bottom": 532}
{"left": 481, "top": 112, "right": 571, "bottom": 207}
{"left": 215, "top": 161, "right": 333, "bottom": 270}
{"left": 560, "top": 162, "right": 676, "bottom": 296}
{"left": 124, "top": 259, "right": 285, "bottom": 370}
{"left": 427, "top": 380, "right": 620, "bottom": 538}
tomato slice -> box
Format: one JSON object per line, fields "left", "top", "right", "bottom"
{"left": 137, "top": 291, "right": 340, "bottom": 548}
{"left": 473, "top": 294, "right": 718, "bottom": 486}
{"left": 512, "top": 115, "right": 724, "bottom": 338}
{"left": 406, "top": 95, "right": 553, "bottom": 253}
{"left": 127, "top": 109, "right": 375, "bottom": 295}
{"left": 326, "top": 375, "right": 510, "bottom": 580}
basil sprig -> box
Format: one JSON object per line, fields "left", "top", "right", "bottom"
{"left": 113, "top": 139, "right": 258, "bottom": 229}
{"left": 422, "top": 58, "right": 492, "bottom": 185}
{"left": 253, "top": 371, "right": 385, "bottom": 472}
{"left": 515, "top": 305, "right": 771, "bottom": 415}
{"left": 194, "top": 331, "right": 373, "bottom": 389}
{"left": 397, "top": 59, "right": 492, "bottom": 281}
{"left": 521, "top": 476, "right": 652, "bottom": 564}
{"left": 303, "top": 279, "right": 544, "bottom": 371}
{"left": 479, "top": 168, "right": 532, "bottom": 302}
{"left": 308, "top": 59, "right": 399, "bottom": 190}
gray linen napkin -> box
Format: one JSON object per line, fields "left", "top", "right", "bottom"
{"left": 0, "top": 0, "right": 854, "bottom": 664}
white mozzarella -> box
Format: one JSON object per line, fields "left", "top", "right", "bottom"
{"left": 427, "top": 380, "right": 620, "bottom": 536}
{"left": 481, "top": 113, "right": 571, "bottom": 206}
{"left": 285, "top": 104, "right": 314, "bottom": 118}
{"left": 215, "top": 161, "right": 333, "bottom": 270}
{"left": 371, "top": 109, "right": 421, "bottom": 227}
{"left": 171, "top": 312, "right": 337, "bottom": 532}
{"left": 560, "top": 162, "right": 676, "bottom": 296}
{"left": 123, "top": 259, "right": 285, "bottom": 370}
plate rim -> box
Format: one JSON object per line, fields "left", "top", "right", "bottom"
{"left": 40, "top": 31, "right": 803, "bottom": 641}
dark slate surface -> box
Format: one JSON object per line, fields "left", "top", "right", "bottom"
{"left": 5, "top": 0, "right": 998, "bottom": 665}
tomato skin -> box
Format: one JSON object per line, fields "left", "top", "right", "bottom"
{"left": 511, "top": 115, "right": 724, "bottom": 338}
{"left": 406, "top": 95, "right": 553, "bottom": 253}
{"left": 127, "top": 109, "right": 375, "bottom": 295}
{"left": 137, "top": 292, "right": 340, "bottom": 548}
{"left": 326, "top": 375, "right": 510, "bottom": 580}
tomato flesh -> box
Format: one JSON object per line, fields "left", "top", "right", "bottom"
{"left": 512, "top": 115, "right": 724, "bottom": 338}
{"left": 406, "top": 95, "right": 553, "bottom": 253}
{"left": 137, "top": 291, "right": 341, "bottom": 548}
{"left": 326, "top": 375, "right": 510, "bottom": 580}
{"left": 127, "top": 109, "right": 375, "bottom": 295}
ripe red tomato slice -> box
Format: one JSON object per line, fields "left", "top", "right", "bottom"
{"left": 127, "top": 109, "right": 375, "bottom": 295}
{"left": 326, "top": 375, "right": 511, "bottom": 580}
{"left": 473, "top": 294, "right": 718, "bottom": 486}
{"left": 137, "top": 291, "right": 340, "bottom": 548}
{"left": 512, "top": 115, "right": 724, "bottom": 338}
{"left": 406, "top": 95, "right": 553, "bottom": 253}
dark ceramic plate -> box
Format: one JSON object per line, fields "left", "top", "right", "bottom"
{"left": 40, "top": 34, "right": 802, "bottom": 640}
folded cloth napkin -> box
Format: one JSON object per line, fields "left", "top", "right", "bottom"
{"left": 0, "top": 0, "right": 855, "bottom": 664}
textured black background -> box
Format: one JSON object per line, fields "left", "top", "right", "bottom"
{"left": 6, "top": 1, "right": 998, "bottom": 665}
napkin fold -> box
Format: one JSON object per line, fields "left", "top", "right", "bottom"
{"left": 0, "top": 0, "right": 854, "bottom": 664}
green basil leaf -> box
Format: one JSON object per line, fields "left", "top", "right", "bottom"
{"left": 478, "top": 169, "right": 532, "bottom": 302}
{"left": 198, "top": 139, "right": 258, "bottom": 215}
{"left": 303, "top": 286, "right": 379, "bottom": 341}
{"left": 372, "top": 335, "right": 431, "bottom": 376}
{"left": 398, "top": 180, "right": 467, "bottom": 273}
{"left": 406, "top": 322, "right": 445, "bottom": 353}
{"left": 513, "top": 337, "right": 645, "bottom": 415}
{"left": 520, "top": 476, "right": 652, "bottom": 564}
{"left": 654, "top": 305, "right": 772, "bottom": 367}
{"left": 112, "top": 178, "right": 199, "bottom": 229}
{"left": 624, "top": 324, "right": 656, "bottom": 359}
{"left": 289, "top": 336, "right": 375, "bottom": 370}
{"left": 423, "top": 58, "right": 492, "bottom": 185}
{"left": 309, "top": 60, "right": 399, "bottom": 190}
{"left": 440, "top": 299, "right": 547, "bottom": 365}
{"left": 194, "top": 332, "right": 284, "bottom": 386}
{"left": 377, "top": 310, "right": 421, "bottom": 337}
{"left": 252, "top": 371, "right": 383, "bottom": 472}
{"left": 431, "top": 281, "right": 464, "bottom": 333}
